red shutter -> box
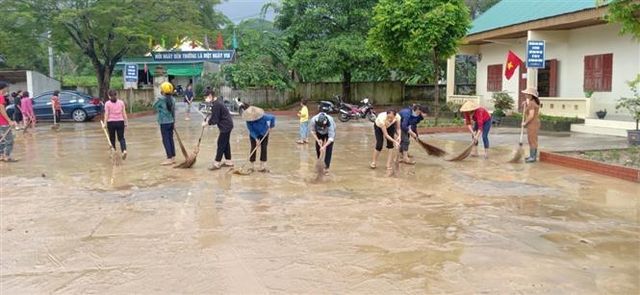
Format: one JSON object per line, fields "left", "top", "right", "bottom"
{"left": 602, "top": 53, "right": 613, "bottom": 91}
{"left": 584, "top": 55, "right": 594, "bottom": 91}
{"left": 487, "top": 64, "right": 503, "bottom": 92}
{"left": 548, "top": 59, "right": 558, "bottom": 97}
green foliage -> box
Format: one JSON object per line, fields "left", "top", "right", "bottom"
{"left": 0, "top": 3, "right": 49, "bottom": 72}
{"left": 275, "top": 0, "right": 386, "bottom": 100}
{"left": 368, "top": 0, "right": 471, "bottom": 72}
{"left": 62, "top": 75, "right": 123, "bottom": 89}
{"left": 492, "top": 108, "right": 505, "bottom": 118}
{"left": 465, "top": 0, "right": 500, "bottom": 19}
{"left": 222, "top": 20, "right": 291, "bottom": 91}
{"left": 491, "top": 91, "right": 515, "bottom": 111}
{"left": 6, "top": 0, "right": 222, "bottom": 101}
{"left": 615, "top": 74, "right": 640, "bottom": 130}
{"left": 599, "top": 0, "right": 640, "bottom": 40}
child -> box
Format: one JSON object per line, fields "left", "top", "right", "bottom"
{"left": 241, "top": 104, "right": 276, "bottom": 172}
{"left": 153, "top": 82, "right": 176, "bottom": 166}
{"left": 20, "top": 91, "right": 36, "bottom": 129}
{"left": 51, "top": 90, "right": 62, "bottom": 123}
{"left": 296, "top": 99, "right": 309, "bottom": 144}
{"left": 104, "top": 90, "right": 128, "bottom": 159}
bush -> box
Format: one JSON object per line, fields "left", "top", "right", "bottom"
{"left": 492, "top": 109, "right": 505, "bottom": 118}
{"left": 615, "top": 74, "right": 640, "bottom": 130}
{"left": 492, "top": 91, "right": 514, "bottom": 111}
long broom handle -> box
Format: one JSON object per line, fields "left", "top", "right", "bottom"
{"left": 247, "top": 128, "right": 270, "bottom": 160}
{"left": 99, "top": 120, "right": 116, "bottom": 150}
{"left": 0, "top": 126, "right": 12, "bottom": 142}
{"left": 519, "top": 103, "right": 527, "bottom": 145}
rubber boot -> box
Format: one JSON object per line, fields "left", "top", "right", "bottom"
{"left": 525, "top": 148, "right": 537, "bottom": 163}
{"left": 258, "top": 161, "right": 268, "bottom": 172}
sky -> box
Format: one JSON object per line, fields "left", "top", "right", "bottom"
{"left": 216, "top": 0, "right": 277, "bottom": 24}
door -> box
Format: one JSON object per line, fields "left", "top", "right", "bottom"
{"left": 59, "top": 92, "right": 79, "bottom": 119}
{"left": 33, "top": 93, "right": 53, "bottom": 119}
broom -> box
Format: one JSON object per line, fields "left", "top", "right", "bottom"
{"left": 0, "top": 126, "right": 12, "bottom": 142}
{"left": 414, "top": 136, "right": 447, "bottom": 157}
{"left": 508, "top": 109, "right": 527, "bottom": 163}
{"left": 230, "top": 129, "right": 270, "bottom": 175}
{"left": 175, "top": 126, "right": 205, "bottom": 169}
{"left": 388, "top": 146, "right": 402, "bottom": 177}
{"left": 99, "top": 120, "right": 122, "bottom": 166}
{"left": 445, "top": 131, "right": 478, "bottom": 162}
{"left": 173, "top": 128, "right": 190, "bottom": 160}
{"left": 313, "top": 140, "right": 327, "bottom": 182}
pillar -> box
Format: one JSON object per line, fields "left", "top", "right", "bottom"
{"left": 446, "top": 55, "right": 456, "bottom": 102}
{"left": 153, "top": 66, "right": 168, "bottom": 98}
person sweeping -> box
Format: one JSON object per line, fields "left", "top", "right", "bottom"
{"left": 153, "top": 82, "right": 177, "bottom": 166}
{"left": 104, "top": 90, "right": 128, "bottom": 160}
{"left": 460, "top": 101, "right": 492, "bottom": 159}
{"left": 398, "top": 105, "right": 428, "bottom": 164}
{"left": 310, "top": 112, "right": 336, "bottom": 176}
{"left": 202, "top": 90, "right": 234, "bottom": 170}
{"left": 522, "top": 87, "right": 541, "bottom": 163}
{"left": 0, "top": 81, "right": 18, "bottom": 162}
{"left": 20, "top": 91, "right": 36, "bottom": 130}
{"left": 240, "top": 104, "right": 276, "bottom": 172}
{"left": 370, "top": 110, "right": 401, "bottom": 169}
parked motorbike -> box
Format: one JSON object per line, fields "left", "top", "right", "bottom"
{"left": 198, "top": 96, "right": 243, "bottom": 116}
{"left": 317, "top": 95, "right": 341, "bottom": 114}
{"left": 338, "top": 97, "right": 377, "bottom": 122}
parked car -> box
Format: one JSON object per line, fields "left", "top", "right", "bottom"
{"left": 6, "top": 90, "right": 103, "bottom": 122}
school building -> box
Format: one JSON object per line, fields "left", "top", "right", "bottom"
{"left": 446, "top": 0, "right": 640, "bottom": 136}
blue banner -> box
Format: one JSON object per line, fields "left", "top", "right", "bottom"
{"left": 124, "top": 64, "right": 138, "bottom": 82}
{"left": 151, "top": 51, "right": 235, "bottom": 62}
{"left": 526, "top": 40, "right": 545, "bottom": 68}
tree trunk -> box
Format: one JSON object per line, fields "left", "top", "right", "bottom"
{"left": 97, "top": 66, "right": 112, "bottom": 101}
{"left": 342, "top": 71, "right": 352, "bottom": 103}
{"left": 433, "top": 50, "right": 440, "bottom": 125}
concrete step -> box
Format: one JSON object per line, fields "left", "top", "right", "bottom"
{"left": 584, "top": 118, "right": 636, "bottom": 129}
{"left": 571, "top": 124, "right": 628, "bottom": 137}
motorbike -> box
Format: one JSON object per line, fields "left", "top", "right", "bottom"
{"left": 317, "top": 95, "right": 341, "bottom": 114}
{"left": 198, "top": 96, "right": 243, "bottom": 116}
{"left": 338, "top": 97, "right": 377, "bottom": 122}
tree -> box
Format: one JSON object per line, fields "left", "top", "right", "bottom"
{"left": 599, "top": 0, "right": 640, "bottom": 40}
{"left": 7, "top": 0, "right": 222, "bottom": 100}
{"left": 465, "top": 0, "right": 500, "bottom": 19}
{"left": 274, "top": 0, "right": 383, "bottom": 102}
{"left": 368, "top": 0, "right": 471, "bottom": 117}
{"left": 0, "top": 4, "right": 49, "bottom": 72}
{"left": 222, "top": 19, "right": 291, "bottom": 94}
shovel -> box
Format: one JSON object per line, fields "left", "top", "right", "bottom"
{"left": 508, "top": 109, "right": 527, "bottom": 163}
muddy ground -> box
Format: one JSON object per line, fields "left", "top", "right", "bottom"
{"left": 1, "top": 114, "right": 639, "bottom": 294}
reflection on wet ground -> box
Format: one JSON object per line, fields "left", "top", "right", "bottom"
{"left": 1, "top": 114, "right": 639, "bottom": 293}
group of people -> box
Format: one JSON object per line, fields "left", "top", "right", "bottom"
{"left": 0, "top": 78, "right": 541, "bottom": 170}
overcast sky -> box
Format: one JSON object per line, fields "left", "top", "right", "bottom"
{"left": 216, "top": 0, "right": 277, "bottom": 24}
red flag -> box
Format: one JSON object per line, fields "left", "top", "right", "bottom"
{"left": 504, "top": 50, "right": 523, "bottom": 80}
{"left": 215, "top": 32, "right": 224, "bottom": 49}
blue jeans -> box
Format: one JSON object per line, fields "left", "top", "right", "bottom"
{"left": 0, "top": 126, "right": 14, "bottom": 158}
{"left": 299, "top": 121, "right": 309, "bottom": 140}
{"left": 473, "top": 119, "right": 492, "bottom": 148}
{"left": 160, "top": 123, "right": 176, "bottom": 159}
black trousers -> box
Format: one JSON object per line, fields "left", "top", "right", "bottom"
{"left": 374, "top": 124, "right": 397, "bottom": 151}
{"left": 215, "top": 131, "right": 232, "bottom": 162}
{"left": 107, "top": 120, "right": 127, "bottom": 151}
{"left": 54, "top": 110, "right": 61, "bottom": 122}
{"left": 249, "top": 134, "right": 269, "bottom": 162}
{"left": 315, "top": 133, "right": 334, "bottom": 169}
{"left": 160, "top": 123, "right": 175, "bottom": 158}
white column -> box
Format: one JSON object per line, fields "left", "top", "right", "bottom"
{"left": 446, "top": 55, "right": 456, "bottom": 102}
{"left": 526, "top": 30, "right": 538, "bottom": 90}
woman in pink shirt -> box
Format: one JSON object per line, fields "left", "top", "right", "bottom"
{"left": 20, "top": 91, "right": 36, "bottom": 129}
{"left": 104, "top": 90, "right": 128, "bottom": 159}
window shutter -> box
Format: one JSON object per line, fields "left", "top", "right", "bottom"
{"left": 487, "top": 64, "right": 502, "bottom": 92}
{"left": 603, "top": 53, "right": 613, "bottom": 91}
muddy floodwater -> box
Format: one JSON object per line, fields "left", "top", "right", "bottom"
{"left": 1, "top": 114, "right": 639, "bottom": 294}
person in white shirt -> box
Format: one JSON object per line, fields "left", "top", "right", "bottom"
{"left": 371, "top": 110, "right": 401, "bottom": 170}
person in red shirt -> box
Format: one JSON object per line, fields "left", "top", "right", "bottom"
{"left": 460, "top": 100, "right": 492, "bottom": 159}
{"left": 0, "top": 81, "right": 18, "bottom": 162}
{"left": 51, "top": 90, "right": 62, "bottom": 123}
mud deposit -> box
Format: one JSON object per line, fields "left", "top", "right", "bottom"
{"left": 1, "top": 116, "right": 639, "bottom": 293}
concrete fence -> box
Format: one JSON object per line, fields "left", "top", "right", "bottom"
{"left": 219, "top": 86, "right": 291, "bottom": 106}
{"left": 292, "top": 81, "right": 405, "bottom": 105}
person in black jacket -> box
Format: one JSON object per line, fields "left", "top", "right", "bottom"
{"left": 202, "top": 90, "right": 234, "bottom": 170}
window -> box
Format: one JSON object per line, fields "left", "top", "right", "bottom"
{"left": 487, "top": 64, "right": 503, "bottom": 92}
{"left": 584, "top": 53, "right": 612, "bottom": 92}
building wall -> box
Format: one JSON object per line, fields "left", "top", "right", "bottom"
{"left": 27, "top": 71, "right": 61, "bottom": 97}
{"left": 7, "top": 82, "right": 28, "bottom": 96}
{"left": 475, "top": 23, "right": 639, "bottom": 119}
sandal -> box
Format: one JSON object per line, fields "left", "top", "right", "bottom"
{"left": 4, "top": 158, "right": 18, "bottom": 163}
{"left": 402, "top": 160, "right": 416, "bottom": 165}
{"left": 369, "top": 162, "right": 377, "bottom": 169}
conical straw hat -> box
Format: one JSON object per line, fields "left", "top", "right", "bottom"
{"left": 459, "top": 100, "right": 480, "bottom": 112}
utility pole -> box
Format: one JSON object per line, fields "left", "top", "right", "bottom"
{"left": 48, "top": 31, "right": 54, "bottom": 78}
